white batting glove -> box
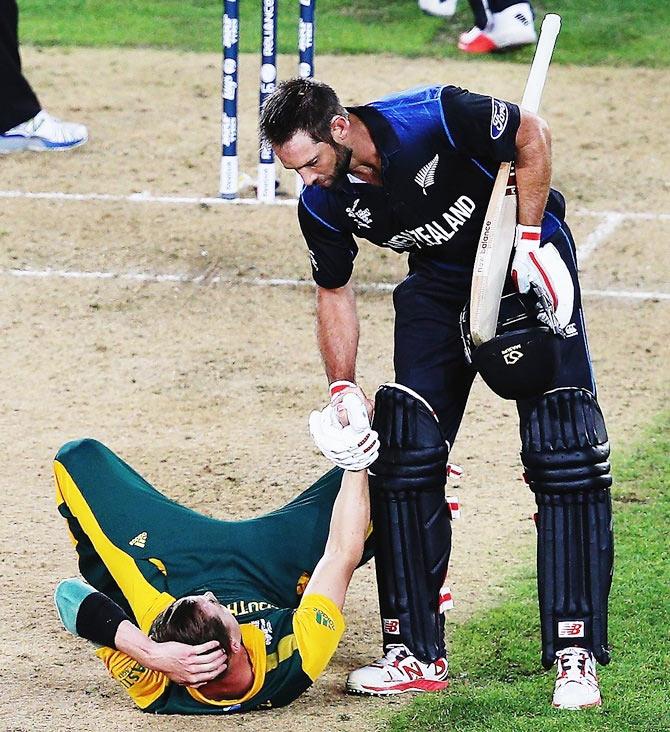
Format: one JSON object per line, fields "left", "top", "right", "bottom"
{"left": 329, "top": 380, "right": 374, "bottom": 427}
{"left": 510, "top": 224, "right": 574, "bottom": 328}
{"left": 309, "top": 393, "right": 380, "bottom": 471}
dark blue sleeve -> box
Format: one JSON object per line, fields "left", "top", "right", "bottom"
{"left": 298, "top": 196, "right": 358, "bottom": 290}
{"left": 439, "top": 86, "right": 520, "bottom": 163}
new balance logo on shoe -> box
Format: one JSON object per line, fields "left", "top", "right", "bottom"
{"left": 346, "top": 644, "right": 449, "bottom": 696}
{"left": 129, "top": 531, "right": 147, "bottom": 548}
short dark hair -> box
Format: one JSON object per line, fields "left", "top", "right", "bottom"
{"left": 149, "top": 597, "right": 232, "bottom": 672}
{"left": 259, "top": 77, "right": 347, "bottom": 147}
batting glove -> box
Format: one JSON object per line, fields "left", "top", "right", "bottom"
{"left": 510, "top": 224, "right": 574, "bottom": 328}
{"left": 309, "top": 393, "right": 380, "bottom": 471}
{"left": 329, "top": 380, "right": 374, "bottom": 426}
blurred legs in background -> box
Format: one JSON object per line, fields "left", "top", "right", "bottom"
{"left": 0, "top": 0, "right": 87, "bottom": 151}
{"left": 418, "top": 0, "right": 537, "bottom": 54}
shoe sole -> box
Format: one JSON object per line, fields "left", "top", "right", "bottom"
{"left": 0, "top": 136, "right": 88, "bottom": 153}
{"left": 346, "top": 679, "right": 449, "bottom": 696}
{"left": 552, "top": 698, "right": 602, "bottom": 710}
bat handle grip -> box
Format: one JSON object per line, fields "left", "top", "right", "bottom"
{"left": 520, "top": 13, "right": 561, "bottom": 113}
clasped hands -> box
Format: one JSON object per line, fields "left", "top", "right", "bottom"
{"left": 309, "top": 383, "right": 379, "bottom": 471}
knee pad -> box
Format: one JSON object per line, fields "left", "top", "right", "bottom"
{"left": 370, "top": 383, "right": 451, "bottom": 663}
{"left": 521, "top": 388, "right": 613, "bottom": 668}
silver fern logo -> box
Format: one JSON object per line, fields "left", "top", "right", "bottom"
{"left": 415, "top": 154, "right": 439, "bottom": 195}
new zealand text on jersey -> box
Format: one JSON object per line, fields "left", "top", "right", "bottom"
{"left": 384, "top": 195, "right": 476, "bottom": 251}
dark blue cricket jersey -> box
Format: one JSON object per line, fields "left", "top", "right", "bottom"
{"left": 298, "top": 85, "right": 566, "bottom": 289}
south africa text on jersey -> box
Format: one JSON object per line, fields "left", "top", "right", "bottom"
{"left": 224, "top": 599, "right": 278, "bottom": 616}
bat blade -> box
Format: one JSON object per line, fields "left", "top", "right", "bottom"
{"left": 468, "top": 13, "right": 561, "bottom": 348}
{"left": 470, "top": 163, "right": 517, "bottom": 347}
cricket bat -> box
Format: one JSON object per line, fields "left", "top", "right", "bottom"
{"left": 469, "top": 13, "right": 561, "bottom": 347}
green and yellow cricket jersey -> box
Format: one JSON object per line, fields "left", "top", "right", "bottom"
{"left": 96, "top": 592, "right": 344, "bottom": 713}
{"left": 54, "top": 438, "right": 361, "bottom": 714}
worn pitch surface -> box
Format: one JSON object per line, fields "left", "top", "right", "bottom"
{"left": 0, "top": 48, "right": 668, "bottom": 732}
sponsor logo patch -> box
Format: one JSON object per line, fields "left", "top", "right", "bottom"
{"left": 250, "top": 618, "right": 274, "bottom": 645}
{"left": 315, "top": 609, "right": 335, "bottom": 630}
{"left": 383, "top": 618, "right": 400, "bottom": 635}
{"left": 565, "top": 322, "right": 578, "bottom": 338}
{"left": 502, "top": 344, "right": 524, "bottom": 365}
{"left": 558, "top": 620, "right": 585, "bottom": 638}
{"left": 117, "top": 662, "right": 146, "bottom": 689}
{"left": 490, "top": 98, "right": 509, "bottom": 140}
{"left": 128, "top": 531, "right": 147, "bottom": 548}
{"left": 345, "top": 198, "right": 373, "bottom": 229}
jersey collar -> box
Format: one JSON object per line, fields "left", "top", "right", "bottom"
{"left": 347, "top": 104, "right": 401, "bottom": 175}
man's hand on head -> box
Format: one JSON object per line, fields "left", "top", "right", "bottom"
{"left": 145, "top": 638, "right": 228, "bottom": 687}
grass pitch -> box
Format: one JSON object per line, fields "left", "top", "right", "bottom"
{"left": 18, "top": 0, "right": 670, "bottom": 66}
{"left": 384, "top": 414, "right": 670, "bottom": 732}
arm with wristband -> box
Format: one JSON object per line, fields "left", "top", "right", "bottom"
{"left": 308, "top": 282, "right": 379, "bottom": 471}
{"left": 54, "top": 579, "right": 227, "bottom": 687}
{"left": 511, "top": 110, "right": 573, "bottom": 327}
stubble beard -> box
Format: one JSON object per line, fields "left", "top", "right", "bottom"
{"left": 329, "top": 143, "right": 353, "bottom": 188}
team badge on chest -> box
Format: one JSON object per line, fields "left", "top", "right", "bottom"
{"left": 414, "top": 154, "right": 439, "bottom": 195}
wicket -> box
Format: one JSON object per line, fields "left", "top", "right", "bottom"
{"left": 219, "top": 0, "right": 316, "bottom": 203}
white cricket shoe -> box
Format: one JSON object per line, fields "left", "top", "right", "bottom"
{"left": 552, "top": 647, "right": 602, "bottom": 710}
{"left": 346, "top": 644, "right": 449, "bottom": 696}
{"left": 0, "top": 110, "right": 88, "bottom": 153}
{"left": 458, "top": 2, "right": 536, "bottom": 53}
{"left": 418, "top": 0, "right": 457, "bottom": 18}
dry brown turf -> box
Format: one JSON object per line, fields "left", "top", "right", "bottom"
{"left": 0, "top": 48, "right": 668, "bottom": 732}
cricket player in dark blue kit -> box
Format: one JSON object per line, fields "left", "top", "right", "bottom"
{"left": 260, "top": 79, "right": 613, "bottom": 709}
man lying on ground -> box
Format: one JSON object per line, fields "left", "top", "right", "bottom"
{"left": 53, "top": 398, "right": 378, "bottom": 713}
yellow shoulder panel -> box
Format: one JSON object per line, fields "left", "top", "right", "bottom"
{"left": 292, "top": 593, "right": 345, "bottom": 682}
{"left": 96, "top": 646, "right": 168, "bottom": 709}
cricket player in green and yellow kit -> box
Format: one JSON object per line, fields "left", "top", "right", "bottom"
{"left": 54, "top": 432, "right": 377, "bottom": 714}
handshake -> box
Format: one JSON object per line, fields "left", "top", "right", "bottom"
{"left": 309, "top": 382, "right": 380, "bottom": 471}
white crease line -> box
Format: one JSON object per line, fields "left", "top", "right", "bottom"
{"left": 578, "top": 213, "right": 625, "bottom": 265}
{"left": 581, "top": 288, "right": 670, "bottom": 301}
{"left": 1, "top": 267, "right": 668, "bottom": 301}
{"left": 575, "top": 209, "right": 670, "bottom": 221}
{"left": 0, "top": 189, "right": 298, "bottom": 207}
{"left": 1, "top": 190, "right": 670, "bottom": 222}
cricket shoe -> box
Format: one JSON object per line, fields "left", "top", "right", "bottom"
{"left": 0, "top": 110, "right": 88, "bottom": 153}
{"left": 552, "top": 647, "right": 602, "bottom": 710}
{"left": 346, "top": 644, "right": 449, "bottom": 696}
{"left": 458, "top": 3, "right": 536, "bottom": 53}
{"left": 418, "top": 0, "right": 457, "bottom": 18}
